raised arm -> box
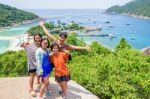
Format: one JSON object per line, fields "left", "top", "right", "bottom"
{"left": 20, "top": 42, "right": 29, "bottom": 48}
{"left": 40, "top": 21, "right": 57, "bottom": 41}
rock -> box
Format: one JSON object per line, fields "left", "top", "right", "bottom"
{"left": 141, "top": 47, "right": 150, "bottom": 55}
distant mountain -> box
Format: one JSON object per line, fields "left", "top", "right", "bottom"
{"left": 0, "top": 3, "right": 38, "bottom": 27}
{"left": 105, "top": 0, "right": 150, "bottom": 18}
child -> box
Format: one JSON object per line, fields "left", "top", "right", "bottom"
{"left": 50, "top": 43, "right": 70, "bottom": 99}
{"left": 35, "top": 38, "right": 53, "bottom": 99}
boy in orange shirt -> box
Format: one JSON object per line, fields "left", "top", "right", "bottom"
{"left": 50, "top": 43, "right": 70, "bottom": 99}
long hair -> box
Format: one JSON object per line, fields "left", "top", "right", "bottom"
{"left": 41, "top": 38, "right": 50, "bottom": 48}
{"left": 33, "top": 33, "right": 42, "bottom": 41}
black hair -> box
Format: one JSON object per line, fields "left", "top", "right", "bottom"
{"left": 50, "top": 42, "right": 60, "bottom": 51}
{"left": 59, "top": 32, "right": 67, "bottom": 38}
{"left": 41, "top": 38, "right": 50, "bottom": 48}
{"left": 33, "top": 33, "right": 42, "bottom": 41}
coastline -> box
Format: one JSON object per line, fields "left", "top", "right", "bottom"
{"left": 0, "top": 33, "right": 29, "bottom": 53}
{"left": 0, "top": 18, "right": 42, "bottom": 32}
{"left": 121, "top": 13, "right": 150, "bottom": 20}
{"left": 0, "top": 17, "right": 43, "bottom": 53}
{"left": 105, "top": 11, "right": 150, "bottom": 20}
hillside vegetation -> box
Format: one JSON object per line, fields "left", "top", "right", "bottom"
{"left": 106, "top": 0, "right": 150, "bottom": 18}
{"left": 0, "top": 3, "right": 38, "bottom": 27}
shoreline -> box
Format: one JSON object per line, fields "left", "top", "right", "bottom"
{"left": 0, "top": 18, "right": 42, "bottom": 32}
{"left": 121, "top": 13, "right": 150, "bottom": 20}
{"left": 0, "top": 33, "right": 29, "bottom": 53}
{"left": 105, "top": 11, "right": 150, "bottom": 20}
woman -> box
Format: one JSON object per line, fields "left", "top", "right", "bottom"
{"left": 35, "top": 38, "right": 53, "bottom": 99}
{"left": 50, "top": 43, "right": 70, "bottom": 99}
{"left": 20, "top": 33, "right": 42, "bottom": 97}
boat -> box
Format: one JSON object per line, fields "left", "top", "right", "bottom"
{"left": 108, "top": 25, "right": 114, "bottom": 28}
{"left": 130, "top": 37, "right": 135, "bottom": 40}
{"left": 93, "top": 21, "right": 96, "bottom": 24}
{"left": 108, "top": 33, "right": 116, "bottom": 39}
{"left": 126, "top": 23, "right": 130, "bottom": 25}
{"left": 105, "top": 21, "right": 110, "bottom": 23}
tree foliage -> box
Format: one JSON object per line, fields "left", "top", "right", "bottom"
{"left": 0, "top": 50, "right": 27, "bottom": 77}
{"left": 106, "top": 0, "right": 150, "bottom": 18}
{"left": 27, "top": 22, "right": 84, "bottom": 36}
{"left": 0, "top": 3, "right": 38, "bottom": 27}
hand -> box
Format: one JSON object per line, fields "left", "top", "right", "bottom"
{"left": 39, "top": 21, "right": 45, "bottom": 27}
{"left": 62, "top": 49, "right": 70, "bottom": 54}
{"left": 20, "top": 42, "right": 29, "bottom": 48}
{"left": 85, "top": 45, "right": 90, "bottom": 50}
{"left": 39, "top": 72, "right": 43, "bottom": 76}
{"left": 24, "top": 42, "right": 29, "bottom": 47}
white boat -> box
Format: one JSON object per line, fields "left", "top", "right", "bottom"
{"left": 130, "top": 37, "right": 135, "bottom": 40}
{"left": 108, "top": 25, "right": 114, "bottom": 28}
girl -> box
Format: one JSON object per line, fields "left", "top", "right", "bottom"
{"left": 50, "top": 43, "right": 70, "bottom": 99}
{"left": 35, "top": 38, "right": 53, "bottom": 99}
{"left": 20, "top": 33, "right": 42, "bottom": 97}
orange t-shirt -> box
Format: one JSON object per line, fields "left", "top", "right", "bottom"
{"left": 50, "top": 52, "right": 69, "bottom": 77}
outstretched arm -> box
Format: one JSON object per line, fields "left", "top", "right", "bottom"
{"left": 68, "top": 45, "right": 89, "bottom": 50}
{"left": 40, "top": 21, "right": 57, "bottom": 41}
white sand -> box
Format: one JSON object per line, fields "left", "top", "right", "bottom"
{"left": 0, "top": 33, "right": 29, "bottom": 52}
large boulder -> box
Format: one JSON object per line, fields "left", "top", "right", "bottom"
{"left": 141, "top": 47, "right": 150, "bottom": 55}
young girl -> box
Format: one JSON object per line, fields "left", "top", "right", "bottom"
{"left": 35, "top": 38, "right": 53, "bottom": 99}
{"left": 50, "top": 43, "right": 70, "bottom": 99}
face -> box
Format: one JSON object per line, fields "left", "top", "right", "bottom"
{"left": 52, "top": 45, "right": 59, "bottom": 54}
{"left": 34, "top": 35, "right": 42, "bottom": 46}
{"left": 41, "top": 40, "right": 48, "bottom": 49}
{"left": 59, "top": 36, "right": 66, "bottom": 44}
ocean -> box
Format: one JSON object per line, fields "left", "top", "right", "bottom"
{"left": 0, "top": 9, "right": 150, "bottom": 53}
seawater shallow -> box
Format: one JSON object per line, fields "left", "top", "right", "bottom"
{"left": 0, "top": 40, "right": 10, "bottom": 53}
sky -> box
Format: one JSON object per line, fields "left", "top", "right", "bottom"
{"left": 0, "top": 0, "right": 132, "bottom": 9}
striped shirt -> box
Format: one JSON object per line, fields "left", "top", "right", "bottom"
{"left": 25, "top": 43, "right": 39, "bottom": 71}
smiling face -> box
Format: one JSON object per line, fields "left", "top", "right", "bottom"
{"left": 58, "top": 32, "right": 67, "bottom": 44}
{"left": 59, "top": 36, "right": 66, "bottom": 44}
{"left": 51, "top": 43, "right": 60, "bottom": 54}
{"left": 41, "top": 39, "right": 49, "bottom": 49}
{"left": 34, "top": 34, "right": 42, "bottom": 46}
{"left": 52, "top": 45, "right": 59, "bottom": 54}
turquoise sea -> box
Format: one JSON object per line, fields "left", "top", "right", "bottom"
{"left": 1, "top": 9, "right": 150, "bottom": 53}
{"left": 0, "top": 40, "right": 9, "bottom": 53}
